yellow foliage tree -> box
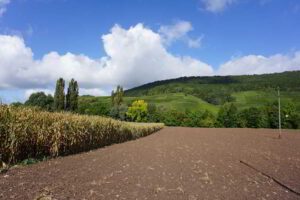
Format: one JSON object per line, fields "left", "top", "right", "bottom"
{"left": 126, "top": 100, "right": 148, "bottom": 122}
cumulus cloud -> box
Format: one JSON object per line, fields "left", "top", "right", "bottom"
{"left": 0, "top": 23, "right": 214, "bottom": 100}
{"left": 158, "top": 20, "right": 203, "bottom": 48}
{"left": 200, "top": 0, "right": 237, "bottom": 13}
{"left": 1, "top": 23, "right": 299, "bottom": 103}
{"left": 159, "top": 21, "right": 193, "bottom": 43}
{"left": 0, "top": 0, "right": 10, "bottom": 16}
{"left": 218, "top": 52, "right": 300, "bottom": 75}
{"left": 187, "top": 36, "right": 203, "bottom": 48}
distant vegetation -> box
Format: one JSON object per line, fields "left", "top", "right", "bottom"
{"left": 125, "top": 71, "right": 300, "bottom": 97}
{"left": 10, "top": 71, "right": 300, "bottom": 129}
{"left": 22, "top": 77, "right": 79, "bottom": 112}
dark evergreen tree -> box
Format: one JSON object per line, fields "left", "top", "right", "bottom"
{"left": 66, "top": 79, "right": 79, "bottom": 111}
{"left": 54, "top": 78, "right": 65, "bottom": 111}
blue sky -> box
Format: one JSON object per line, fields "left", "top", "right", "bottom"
{"left": 0, "top": 0, "right": 300, "bottom": 103}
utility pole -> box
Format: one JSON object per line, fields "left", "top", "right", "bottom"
{"left": 278, "top": 87, "right": 282, "bottom": 139}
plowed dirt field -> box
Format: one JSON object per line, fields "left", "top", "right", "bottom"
{"left": 1, "top": 128, "right": 300, "bottom": 200}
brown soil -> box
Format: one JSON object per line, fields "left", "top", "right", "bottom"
{"left": 1, "top": 128, "right": 300, "bottom": 200}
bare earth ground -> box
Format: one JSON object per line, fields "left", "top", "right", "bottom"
{"left": 1, "top": 128, "right": 300, "bottom": 200}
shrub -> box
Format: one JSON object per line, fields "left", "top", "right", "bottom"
{"left": 126, "top": 100, "right": 148, "bottom": 122}
{"left": 216, "top": 103, "right": 239, "bottom": 128}
{"left": 110, "top": 104, "right": 128, "bottom": 121}
{"left": 239, "top": 107, "right": 268, "bottom": 128}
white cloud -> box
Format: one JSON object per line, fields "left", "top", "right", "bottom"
{"left": 80, "top": 88, "right": 107, "bottom": 96}
{"left": 187, "top": 36, "right": 203, "bottom": 48}
{"left": 218, "top": 52, "right": 300, "bottom": 75}
{"left": 200, "top": 0, "right": 237, "bottom": 13}
{"left": 0, "top": 24, "right": 214, "bottom": 100}
{"left": 0, "top": 0, "right": 10, "bottom": 17}
{"left": 158, "top": 20, "right": 203, "bottom": 48}
{"left": 159, "top": 21, "right": 193, "bottom": 43}
{"left": 1, "top": 23, "right": 299, "bottom": 103}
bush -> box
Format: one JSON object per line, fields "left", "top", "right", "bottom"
{"left": 216, "top": 103, "right": 238, "bottom": 127}
{"left": 157, "top": 109, "right": 216, "bottom": 127}
{"left": 199, "top": 110, "right": 216, "bottom": 127}
{"left": 264, "top": 101, "right": 300, "bottom": 129}
{"left": 126, "top": 100, "right": 148, "bottom": 122}
{"left": 147, "top": 103, "right": 160, "bottom": 122}
{"left": 109, "top": 104, "right": 128, "bottom": 121}
{"left": 0, "top": 105, "right": 164, "bottom": 165}
{"left": 78, "top": 101, "right": 110, "bottom": 116}
{"left": 239, "top": 107, "right": 268, "bottom": 128}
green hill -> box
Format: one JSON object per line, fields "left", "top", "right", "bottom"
{"left": 124, "top": 71, "right": 300, "bottom": 113}
{"left": 78, "top": 71, "right": 300, "bottom": 117}
{"left": 79, "top": 93, "right": 219, "bottom": 115}
{"left": 125, "top": 71, "right": 300, "bottom": 96}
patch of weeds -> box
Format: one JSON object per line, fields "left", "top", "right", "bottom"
{"left": 1, "top": 156, "right": 50, "bottom": 174}
{"left": 20, "top": 156, "right": 50, "bottom": 166}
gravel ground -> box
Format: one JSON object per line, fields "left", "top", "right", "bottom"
{"left": 1, "top": 127, "right": 300, "bottom": 200}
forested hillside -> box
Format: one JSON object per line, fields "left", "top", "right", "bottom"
{"left": 125, "top": 71, "right": 300, "bottom": 110}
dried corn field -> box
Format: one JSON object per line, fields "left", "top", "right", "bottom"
{"left": 0, "top": 105, "right": 164, "bottom": 165}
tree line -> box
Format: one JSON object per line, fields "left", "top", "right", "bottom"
{"left": 152, "top": 102, "right": 300, "bottom": 129}
{"left": 18, "top": 78, "right": 79, "bottom": 112}
{"left": 12, "top": 83, "right": 300, "bottom": 129}
{"left": 106, "top": 86, "right": 300, "bottom": 129}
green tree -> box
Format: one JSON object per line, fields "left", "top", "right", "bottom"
{"left": 160, "top": 110, "right": 186, "bottom": 126}
{"left": 10, "top": 102, "right": 23, "bottom": 107}
{"left": 183, "top": 110, "right": 202, "bottom": 127}
{"left": 25, "top": 92, "right": 54, "bottom": 111}
{"left": 110, "top": 85, "right": 126, "bottom": 120}
{"left": 111, "top": 85, "right": 124, "bottom": 106}
{"left": 216, "top": 103, "right": 238, "bottom": 127}
{"left": 147, "top": 103, "right": 160, "bottom": 122}
{"left": 66, "top": 79, "right": 79, "bottom": 111}
{"left": 126, "top": 100, "right": 148, "bottom": 122}
{"left": 282, "top": 102, "right": 300, "bottom": 129}
{"left": 199, "top": 110, "right": 216, "bottom": 127}
{"left": 54, "top": 78, "right": 65, "bottom": 111}
{"left": 287, "top": 113, "right": 300, "bottom": 129}
{"left": 239, "top": 107, "right": 267, "bottom": 128}
{"left": 110, "top": 104, "right": 128, "bottom": 121}
{"left": 265, "top": 102, "right": 278, "bottom": 128}
{"left": 77, "top": 96, "right": 110, "bottom": 116}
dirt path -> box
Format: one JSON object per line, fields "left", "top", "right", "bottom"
{"left": 1, "top": 128, "right": 300, "bottom": 200}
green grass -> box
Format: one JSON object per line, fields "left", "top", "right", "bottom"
{"left": 124, "top": 71, "right": 300, "bottom": 114}
{"left": 79, "top": 70, "right": 300, "bottom": 116}
{"left": 80, "top": 93, "right": 219, "bottom": 115}
{"left": 80, "top": 90, "right": 300, "bottom": 117}
{"left": 233, "top": 91, "right": 300, "bottom": 110}
{"left": 124, "top": 93, "right": 219, "bottom": 114}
